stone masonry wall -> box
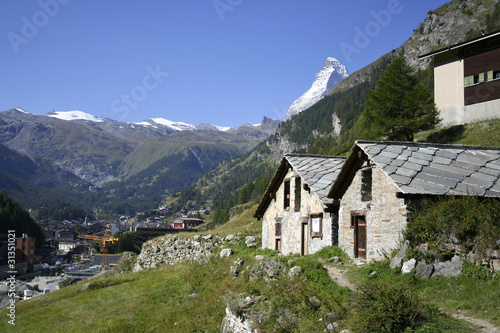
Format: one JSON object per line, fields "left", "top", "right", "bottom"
{"left": 134, "top": 234, "right": 224, "bottom": 271}
{"left": 262, "top": 169, "right": 332, "bottom": 256}
{"left": 338, "top": 166, "right": 408, "bottom": 261}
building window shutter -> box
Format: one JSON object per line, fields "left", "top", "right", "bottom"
{"left": 488, "top": 70, "right": 494, "bottom": 81}
{"left": 464, "top": 75, "right": 474, "bottom": 87}
{"left": 479, "top": 73, "right": 485, "bottom": 83}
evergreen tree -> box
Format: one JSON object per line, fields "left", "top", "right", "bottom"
{"left": 362, "top": 54, "right": 440, "bottom": 141}
{"left": 238, "top": 181, "right": 255, "bottom": 204}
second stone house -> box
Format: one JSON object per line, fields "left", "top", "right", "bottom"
{"left": 328, "top": 140, "right": 500, "bottom": 261}
{"left": 254, "top": 154, "right": 345, "bottom": 256}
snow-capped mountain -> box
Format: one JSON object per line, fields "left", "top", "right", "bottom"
{"left": 142, "top": 118, "right": 197, "bottom": 131}
{"left": 47, "top": 110, "right": 106, "bottom": 122}
{"left": 284, "top": 57, "right": 349, "bottom": 120}
{"left": 14, "top": 107, "right": 30, "bottom": 114}
{"left": 43, "top": 110, "right": 273, "bottom": 135}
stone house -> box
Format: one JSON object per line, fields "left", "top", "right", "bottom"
{"left": 328, "top": 140, "right": 500, "bottom": 261}
{"left": 254, "top": 154, "right": 345, "bottom": 256}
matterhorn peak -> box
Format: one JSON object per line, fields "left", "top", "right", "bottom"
{"left": 284, "top": 57, "right": 349, "bottom": 120}
{"left": 324, "top": 57, "right": 340, "bottom": 67}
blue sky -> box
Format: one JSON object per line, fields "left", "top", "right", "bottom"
{"left": 1, "top": 0, "right": 450, "bottom": 127}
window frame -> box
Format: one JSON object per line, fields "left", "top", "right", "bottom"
{"left": 309, "top": 213, "right": 323, "bottom": 238}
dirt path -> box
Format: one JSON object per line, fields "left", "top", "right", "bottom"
{"left": 450, "top": 313, "right": 499, "bottom": 333}
{"left": 323, "top": 264, "right": 499, "bottom": 332}
{"left": 323, "top": 265, "right": 356, "bottom": 290}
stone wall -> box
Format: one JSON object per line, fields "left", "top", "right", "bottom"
{"left": 262, "top": 169, "right": 333, "bottom": 256}
{"left": 338, "top": 165, "right": 408, "bottom": 261}
{"left": 134, "top": 234, "right": 226, "bottom": 272}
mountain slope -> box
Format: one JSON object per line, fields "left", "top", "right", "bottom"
{"left": 0, "top": 108, "right": 275, "bottom": 214}
{"left": 117, "top": 130, "right": 258, "bottom": 179}
{"left": 0, "top": 144, "right": 91, "bottom": 210}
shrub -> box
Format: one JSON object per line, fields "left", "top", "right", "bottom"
{"left": 460, "top": 261, "right": 493, "bottom": 280}
{"left": 221, "top": 292, "right": 247, "bottom": 317}
{"left": 113, "top": 252, "right": 137, "bottom": 273}
{"left": 309, "top": 245, "right": 350, "bottom": 262}
{"left": 350, "top": 281, "right": 426, "bottom": 332}
{"left": 405, "top": 196, "right": 500, "bottom": 255}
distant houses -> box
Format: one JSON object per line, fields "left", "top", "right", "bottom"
{"left": 256, "top": 141, "right": 500, "bottom": 261}
{"left": 171, "top": 217, "right": 205, "bottom": 230}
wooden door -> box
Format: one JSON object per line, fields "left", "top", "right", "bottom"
{"left": 301, "top": 222, "right": 308, "bottom": 256}
{"left": 354, "top": 215, "right": 367, "bottom": 259}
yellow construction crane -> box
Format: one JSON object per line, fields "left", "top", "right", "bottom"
{"left": 78, "top": 230, "right": 119, "bottom": 266}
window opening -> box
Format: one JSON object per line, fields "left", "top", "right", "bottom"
{"left": 294, "top": 178, "right": 301, "bottom": 212}
{"left": 284, "top": 179, "right": 290, "bottom": 209}
{"left": 488, "top": 70, "right": 500, "bottom": 81}
{"left": 361, "top": 168, "right": 372, "bottom": 202}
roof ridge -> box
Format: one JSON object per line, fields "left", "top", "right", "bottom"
{"left": 355, "top": 140, "right": 500, "bottom": 151}
{"left": 285, "top": 153, "right": 346, "bottom": 159}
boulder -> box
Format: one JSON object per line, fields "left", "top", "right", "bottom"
{"left": 245, "top": 236, "right": 257, "bottom": 248}
{"left": 433, "top": 255, "right": 463, "bottom": 277}
{"left": 254, "top": 258, "right": 284, "bottom": 279}
{"left": 417, "top": 243, "right": 429, "bottom": 255}
{"left": 390, "top": 240, "right": 409, "bottom": 269}
{"left": 220, "top": 248, "right": 233, "bottom": 258}
{"left": 288, "top": 266, "right": 301, "bottom": 277}
{"left": 415, "top": 260, "right": 434, "bottom": 279}
{"left": 402, "top": 258, "right": 416, "bottom": 274}
{"left": 490, "top": 259, "right": 500, "bottom": 272}
{"left": 328, "top": 256, "right": 342, "bottom": 263}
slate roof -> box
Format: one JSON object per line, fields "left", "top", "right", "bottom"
{"left": 330, "top": 141, "right": 500, "bottom": 198}
{"left": 254, "top": 154, "right": 345, "bottom": 218}
{"left": 285, "top": 154, "right": 345, "bottom": 204}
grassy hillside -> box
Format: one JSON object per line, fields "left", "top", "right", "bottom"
{"left": 2, "top": 203, "right": 497, "bottom": 332}
{"left": 417, "top": 118, "right": 500, "bottom": 146}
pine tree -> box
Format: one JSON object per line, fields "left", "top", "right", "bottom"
{"left": 363, "top": 54, "right": 440, "bottom": 141}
